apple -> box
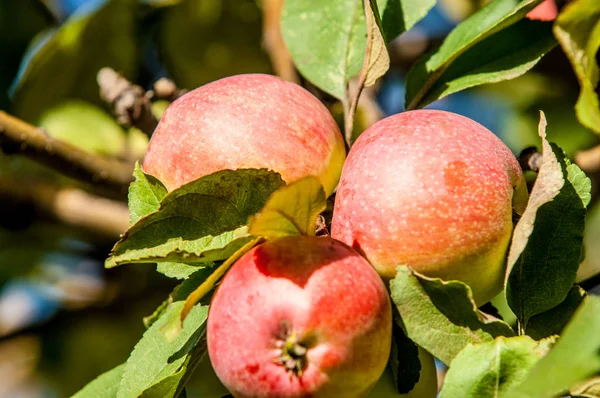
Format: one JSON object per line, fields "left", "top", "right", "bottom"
{"left": 526, "top": 0, "right": 558, "bottom": 21}
{"left": 331, "top": 110, "right": 528, "bottom": 305}
{"left": 207, "top": 236, "right": 392, "bottom": 397}
{"left": 142, "top": 74, "right": 346, "bottom": 196}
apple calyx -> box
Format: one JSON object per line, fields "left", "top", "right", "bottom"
{"left": 273, "top": 324, "right": 310, "bottom": 377}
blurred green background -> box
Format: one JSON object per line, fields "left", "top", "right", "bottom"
{"left": 0, "top": 0, "right": 598, "bottom": 396}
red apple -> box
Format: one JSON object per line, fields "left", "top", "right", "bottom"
{"left": 207, "top": 236, "right": 392, "bottom": 397}
{"left": 331, "top": 110, "right": 528, "bottom": 305}
{"left": 526, "top": 0, "right": 558, "bottom": 21}
{"left": 143, "top": 74, "right": 346, "bottom": 196}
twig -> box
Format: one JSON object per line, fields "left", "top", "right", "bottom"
{"left": 152, "top": 78, "right": 188, "bottom": 102}
{"left": 97, "top": 67, "right": 158, "bottom": 137}
{"left": 261, "top": 0, "right": 300, "bottom": 83}
{"left": 0, "top": 174, "right": 129, "bottom": 240}
{"left": 0, "top": 111, "right": 133, "bottom": 198}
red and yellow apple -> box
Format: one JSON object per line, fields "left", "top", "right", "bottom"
{"left": 142, "top": 74, "right": 346, "bottom": 196}
{"left": 207, "top": 236, "right": 392, "bottom": 397}
{"left": 331, "top": 110, "right": 528, "bottom": 305}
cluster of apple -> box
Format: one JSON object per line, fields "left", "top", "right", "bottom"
{"left": 142, "top": 74, "right": 528, "bottom": 397}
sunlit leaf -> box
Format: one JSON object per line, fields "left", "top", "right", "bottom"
{"left": 390, "top": 266, "right": 514, "bottom": 365}
{"left": 554, "top": 0, "right": 600, "bottom": 134}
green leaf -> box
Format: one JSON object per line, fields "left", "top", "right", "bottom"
{"left": 554, "top": 0, "right": 600, "bottom": 134}
{"left": 411, "top": 19, "right": 556, "bottom": 109}
{"left": 11, "top": 0, "right": 137, "bottom": 123}
{"left": 156, "top": 262, "right": 206, "bottom": 280}
{"left": 281, "top": 0, "right": 365, "bottom": 100}
{"left": 248, "top": 176, "right": 326, "bottom": 238}
{"left": 129, "top": 163, "right": 168, "bottom": 225}
{"left": 505, "top": 113, "right": 590, "bottom": 327}
{"left": 379, "top": 0, "right": 437, "bottom": 37}
{"left": 143, "top": 268, "right": 215, "bottom": 329}
{"left": 282, "top": 0, "right": 434, "bottom": 100}
{"left": 439, "top": 336, "right": 552, "bottom": 398}
{"left": 105, "top": 169, "right": 284, "bottom": 268}
{"left": 72, "top": 364, "right": 125, "bottom": 398}
{"left": 138, "top": 347, "right": 205, "bottom": 398}
{"left": 405, "top": 0, "right": 548, "bottom": 110}
{"left": 526, "top": 285, "right": 587, "bottom": 340}
{"left": 506, "top": 296, "right": 600, "bottom": 398}
{"left": 117, "top": 303, "right": 208, "bottom": 398}
{"left": 390, "top": 266, "right": 514, "bottom": 366}
{"left": 37, "top": 100, "right": 127, "bottom": 157}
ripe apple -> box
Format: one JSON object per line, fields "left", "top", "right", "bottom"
{"left": 331, "top": 110, "right": 528, "bottom": 305}
{"left": 207, "top": 236, "right": 392, "bottom": 397}
{"left": 526, "top": 0, "right": 558, "bottom": 21}
{"left": 142, "top": 74, "right": 346, "bottom": 196}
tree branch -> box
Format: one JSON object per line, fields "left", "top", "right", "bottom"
{"left": 262, "top": 0, "right": 300, "bottom": 83}
{"left": 152, "top": 77, "right": 188, "bottom": 102}
{"left": 97, "top": 67, "right": 158, "bottom": 137}
{"left": 0, "top": 111, "right": 133, "bottom": 198}
{"left": 0, "top": 174, "right": 129, "bottom": 240}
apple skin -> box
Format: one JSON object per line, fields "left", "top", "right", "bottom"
{"left": 207, "top": 236, "right": 392, "bottom": 397}
{"left": 526, "top": 0, "right": 558, "bottom": 21}
{"left": 142, "top": 74, "right": 346, "bottom": 196}
{"left": 330, "top": 110, "right": 528, "bottom": 305}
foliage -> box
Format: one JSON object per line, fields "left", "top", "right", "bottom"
{"left": 1, "top": 0, "right": 599, "bottom": 396}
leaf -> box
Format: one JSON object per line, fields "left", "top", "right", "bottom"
{"left": 143, "top": 268, "right": 216, "bottom": 329}
{"left": 505, "top": 112, "right": 590, "bottom": 327}
{"left": 117, "top": 303, "right": 208, "bottom": 398}
{"left": 389, "top": 317, "right": 421, "bottom": 394}
{"left": 248, "top": 176, "right": 326, "bottom": 238}
{"left": 282, "top": 0, "right": 434, "bottom": 100}
{"left": 390, "top": 266, "right": 514, "bottom": 366}
{"left": 411, "top": 19, "right": 556, "bottom": 109}
{"left": 405, "top": 0, "right": 549, "bottom": 110}
{"left": 156, "top": 262, "right": 205, "bottom": 280}
{"left": 105, "top": 169, "right": 284, "bottom": 268}
{"left": 554, "top": 0, "right": 600, "bottom": 134}
{"left": 129, "top": 163, "right": 168, "bottom": 225}
{"left": 11, "top": 0, "right": 137, "bottom": 123}
{"left": 362, "top": 0, "right": 390, "bottom": 88}
{"left": 72, "top": 364, "right": 125, "bottom": 398}
{"left": 37, "top": 100, "right": 127, "bottom": 157}
{"left": 506, "top": 296, "right": 600, "bottom": 398}
{"left": 343, "top": 0, "right": 391, "bottom": 143}
{"left": 526, "top": 285, "right": 587, "bottom": 340}
{"left": 179, "top": 237, "right": 264, "bottom": 325}
{"left": 138, "top": 345, "right": 205, "bottom": 398}
{"left": 439, "top": 336, "right": 552, "bottom": 398}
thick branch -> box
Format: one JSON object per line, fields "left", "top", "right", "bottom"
{"left": 0, "top": 174, "right": 129, "bottom": 240}
{"left": 97, "top": 67, "right": 158, "bottom": 137}
{"left": 0, "top": 111, "right": 133, "bottom": 198}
